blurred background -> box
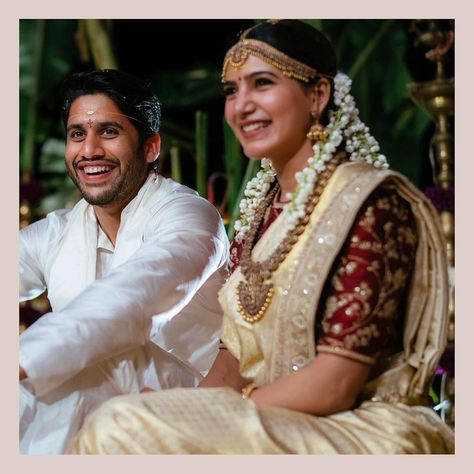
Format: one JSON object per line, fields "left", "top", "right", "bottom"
{"left": 19, "top": 18, "right": 455, "bottom": 424}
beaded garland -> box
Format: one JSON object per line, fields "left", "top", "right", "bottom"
{"left": 233, "top": 71, "right": 389, "bottom": 324}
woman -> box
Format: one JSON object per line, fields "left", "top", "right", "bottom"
{"left": 69, "top": 20, "right": 454, "bottom": 454}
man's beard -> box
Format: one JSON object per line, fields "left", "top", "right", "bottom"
{"left": 67, "top": 150, "right": 149, "bottom": 208}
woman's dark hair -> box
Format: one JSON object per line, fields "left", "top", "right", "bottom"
{"left": 241, "top": 20, "right": 338, "bottom": 82}
{"left": 229, "top": 21, "right": 338, "bottom": 121}
{"left": 60, "top": 69, "right": 161, "bottom": 144}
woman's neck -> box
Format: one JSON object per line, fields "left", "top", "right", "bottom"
{"left": 270, "top": 142, "right": 313, "bottom": 198}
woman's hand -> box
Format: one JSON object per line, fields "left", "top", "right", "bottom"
{"left": 198, "top": 348, "right": 247, "bottom": 391}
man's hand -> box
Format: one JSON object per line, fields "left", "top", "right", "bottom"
{"left": 20, "top": 366, "right": 27, "bottom": 381}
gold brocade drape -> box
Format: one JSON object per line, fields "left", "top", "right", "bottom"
{"left": 221, "top": 161, "right": 449, "bottom": 403}
{"left": 70, "top": 162, "right": 454, "bottom": 454}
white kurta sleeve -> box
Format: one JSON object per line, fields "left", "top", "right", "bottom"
{"left": 20, "top": 218, "right": 53, "bottom": 302}
{"left": 19, "top": 193, "right": 228, "bottom": 397}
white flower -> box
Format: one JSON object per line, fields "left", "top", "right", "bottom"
{"left": 233, "top": 71, "right": 390, "bottom": 243}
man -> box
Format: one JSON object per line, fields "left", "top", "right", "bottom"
{"left": 19, "top": 70, "right": 229, "bottom": 454}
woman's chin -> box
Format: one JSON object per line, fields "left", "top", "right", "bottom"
{"left": 242, "top": 148, "right": 269, "bottom": 161}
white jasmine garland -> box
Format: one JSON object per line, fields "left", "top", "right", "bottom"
{"left": 234, "top": 72, "right": 389, "bottom": 243}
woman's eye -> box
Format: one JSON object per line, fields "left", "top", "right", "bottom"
{"left": 255, "top": 77, "right": 273, "bottom": 87}
{"left": 222, "top": 86, "right": 237, "bottom": 97}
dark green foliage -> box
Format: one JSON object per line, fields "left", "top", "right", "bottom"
{"left": 20, "top": 19, "right": 437, "bottom": 217}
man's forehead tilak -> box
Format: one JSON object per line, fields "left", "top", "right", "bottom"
{"left": 67, "top": 108, "right": 149, "bottom": 130}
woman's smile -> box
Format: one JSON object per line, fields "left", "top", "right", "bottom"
{"left": 223, "top": 55, "right": 314, "bottom": 164}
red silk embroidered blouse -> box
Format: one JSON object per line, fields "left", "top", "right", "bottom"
{"left": 230, "top": 185, "right": 418, "bottom": 365}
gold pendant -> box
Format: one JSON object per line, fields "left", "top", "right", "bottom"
{"left": 236, "top": 272, "right": 274, "bottom": 324}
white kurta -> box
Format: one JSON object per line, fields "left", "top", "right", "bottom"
{"left": 19, "top": 174, "right": 229, "bottom": 454}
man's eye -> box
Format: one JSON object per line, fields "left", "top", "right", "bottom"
{"left": 69, "top": 130, "right": 85, "bottom": 140}
{"left": 102, "top": 128, "right": 118, "bottom": 136}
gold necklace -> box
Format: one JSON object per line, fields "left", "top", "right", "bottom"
{"left": 236, "top": 154, "right": 344, "bottom": 324}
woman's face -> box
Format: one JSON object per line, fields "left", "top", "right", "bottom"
{"left": 223, "top": 55, "right": 315, "bottom": 164}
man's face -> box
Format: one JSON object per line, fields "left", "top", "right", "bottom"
{"left": 65, "top": 94, "right": 149, "bottom": 209}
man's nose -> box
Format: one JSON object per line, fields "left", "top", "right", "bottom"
{"left": 80, "top": 133, "right": 105, "bottom": 159}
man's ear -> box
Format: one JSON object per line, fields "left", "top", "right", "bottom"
{"left": 308, "top": 78, "right": 331, "bottom": 116}
{"left": 144, "top": 134, "right": 161, "bottom": 164}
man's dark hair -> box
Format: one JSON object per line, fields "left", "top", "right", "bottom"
{"left": 60, "top": 69, "right": 161, "bottom": 144}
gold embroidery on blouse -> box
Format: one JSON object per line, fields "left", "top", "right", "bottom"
{"left": 331, "top": 323, "right": 343, "bottom": 334}
{"left": 345, "top": 261, "right": 357, "bottom": 274}
{"left": 355, "top": 281, "right": 372, "bottom": 299}
{"left": 375, "top": 196, "right": 391, "bottom": 210}
{"left": 366, "top": 259, "right": 381, "bottom": 274}
{"left": 331, "top": 274, "right": 345, "bottom": 291}
{"left": 316, "top": 345, "right": 375, "bottom": 364}
{"left": 393, "top": 268, "right": 408, "bottom": 288}
{"left": 344, "top": 323, "right": 380, "bottom": 348}
{"left": 321, "top": 290, "right": 372, "bottom": 333}
{"left": 358, "top": 205, "right": 376, "bottom": 229}
{"left": 345, "top": 301, "right": 361, "bottom": 316}
{"left": 318, "top": 186, "right": 417, "bottom": 358}
{"left": 350, "top": 238, "right": 384, "bottom": 253}
{"left": 379, "top": 298, "right": 398, "bottom": 318}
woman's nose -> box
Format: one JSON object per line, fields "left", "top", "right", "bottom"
{"left": 233, "top": 89, "right": 256, "bottom": 116}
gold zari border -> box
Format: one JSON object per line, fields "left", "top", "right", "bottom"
{"left": 316, "top": 345, "right": 375, "bottom": 365}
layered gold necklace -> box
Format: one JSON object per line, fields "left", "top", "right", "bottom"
{"left": 236, "top": 153, "right": 345, "bottom": 323}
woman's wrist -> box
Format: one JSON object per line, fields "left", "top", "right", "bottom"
{"left": 241, "top": 382, "right": 258, "bottom": 400}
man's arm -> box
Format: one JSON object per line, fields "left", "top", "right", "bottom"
{"left": 19, "top": 217, "right": 52, "bottom": 304}
{"left": 20, "top": 194, "right": 228, "bottom": 397}
{"left": 20, "top": 216, "right": 57, "bottom": 381}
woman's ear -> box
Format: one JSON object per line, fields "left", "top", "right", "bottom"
{"left": 309, "top": 78, "right": 331, "bottom": 116}
{"left": 144, "top": 134, "right": 161, "bottom": 164}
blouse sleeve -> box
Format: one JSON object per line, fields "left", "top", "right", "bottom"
{"left": 315, "top": 185, "right": 418, "bottom": 365}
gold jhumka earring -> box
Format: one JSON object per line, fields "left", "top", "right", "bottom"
{"left": 306, "top": 111, "right": 328, "bottom": 143}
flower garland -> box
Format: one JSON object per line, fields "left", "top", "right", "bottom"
{"left": 233, "top": 72, "right": 389, "bottom": 243}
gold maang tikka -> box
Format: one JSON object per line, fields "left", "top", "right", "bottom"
{"left": 222, "top": 38, "right": 318, "bottom": 83}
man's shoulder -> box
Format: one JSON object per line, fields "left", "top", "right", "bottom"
{"left": 153, "top": 175, "right": 198, "bottom": 198}
{"left": 142, "top": 176, "right": 225, "bottom": 234}
{"left": 45, "top": 200, "right": 88, "bottom": 226}
{"left": 147, "top": 176, "right": 213, "bottom": 211}
{"left": 21, "top": 200, "right": 87, "bottom": 239}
